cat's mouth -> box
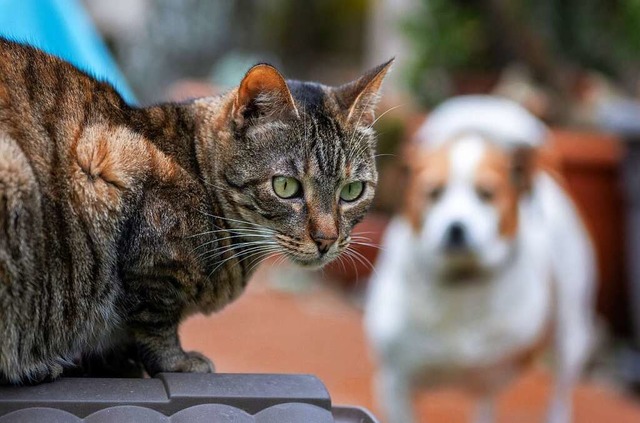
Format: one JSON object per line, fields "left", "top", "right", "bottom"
{"left": 276, "top": 237, "right": 349, "bottom": 269}
{"left": 286, "top": 252, "right": 341, "bottom": 269}
{"left": 274, "top": 234, "right": 345, "bottom": 269}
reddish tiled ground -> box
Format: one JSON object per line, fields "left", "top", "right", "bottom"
{"left": 180, "top": 273, "right": 640, "bottom": 423}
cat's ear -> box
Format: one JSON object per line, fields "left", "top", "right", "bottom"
{"left": 232, "top": 64, "right": 299, "bottom": 129}
{"left": 333, "top": 59, "right": 394, "bottom": 127}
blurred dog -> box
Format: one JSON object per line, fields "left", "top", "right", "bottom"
{"left": 365, "top": 96, "right": 595, "bottom": 423}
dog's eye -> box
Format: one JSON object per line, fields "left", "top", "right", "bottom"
{"left": 476, "top": 187, "right": 495, "bottom": 202}
{"left": 427, "top": 186, "right": 444, "bottom": 202}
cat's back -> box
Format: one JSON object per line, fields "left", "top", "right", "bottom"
{"left": 0, "top": 38, "right": 128, "bottom": 156}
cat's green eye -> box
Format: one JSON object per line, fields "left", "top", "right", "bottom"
{"left": 273, "top": 176, "right": 301, "bottom": 199}
{"left": 340, "top": 181, "right": 364, "bottom": 202}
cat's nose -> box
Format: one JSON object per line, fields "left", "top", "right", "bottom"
{"left": 312, "top": 234, "right": 338, "bottom": 255}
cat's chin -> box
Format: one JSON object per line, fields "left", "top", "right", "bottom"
{"left": 288, "top": 257, "right": 330, "bottom": 270}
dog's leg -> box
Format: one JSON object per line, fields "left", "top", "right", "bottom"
{"left": 375, "top": 368, "right": 415, "bottom": 423}
{"left": 473, "top": 394, "right": 496, "bottom": 423}
{"left": 547, "top": 378, "right": 572, "bottom": 423}
{"left": 546, "top": 281, "right": 592, "bottom": 423}
{"left": 547, "top": 328, "right": 589, "bottom": 423}
{"left": 546, "top": 261, "right": 593, "bottom": 423}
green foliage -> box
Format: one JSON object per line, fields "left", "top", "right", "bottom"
{"left": 400, "top": 0, "right": 489, "bottom": 106}
{"left": 611, "top": 0, "right": 640, "bottom": 67}
{"left": 402, "top": 0, "right": 487, "bottom": 70}
{"left": 402, "top": 0, "right": 640, "bottom": 106}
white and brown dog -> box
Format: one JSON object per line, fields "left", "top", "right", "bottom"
{"left": 365, "top": 96, "right": 595, "bottom": 423}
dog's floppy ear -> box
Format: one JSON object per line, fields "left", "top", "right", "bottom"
{"left": 402, "top": 143, "right": 430, "bottom": 233}
{"left": 510, "top": 146, "right": 537, "bottom": 193}
{"left": 401, "top": 141, "right": 422, "bottom": 174}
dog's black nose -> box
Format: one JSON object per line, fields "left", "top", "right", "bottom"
{"left": 445, "top": 222, "right": 466, "bottom": 250}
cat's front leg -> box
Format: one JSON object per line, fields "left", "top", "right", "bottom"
{"left": 131, "top": 321, "right": 214, "bottom": 376}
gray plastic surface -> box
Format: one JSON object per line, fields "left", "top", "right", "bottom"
{"left": 0, "top": 373, "right": 378, "bottom": 422}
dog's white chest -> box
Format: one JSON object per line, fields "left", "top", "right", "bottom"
{"left": 365, "top": 218, "right": 552, "bottom": 374}
{"left": 409, "top": 273, "right": 549, "bottom": 369}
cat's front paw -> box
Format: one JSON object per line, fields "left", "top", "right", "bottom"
{"left": 174, "top": 351, "right": 215, "bottom": 373}
{"left": 23, "top": 362, "right": 64, "bottom": 385}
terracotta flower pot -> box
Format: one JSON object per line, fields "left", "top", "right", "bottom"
{"left": 549, "top": 129, "right": 630, "bottom": 336}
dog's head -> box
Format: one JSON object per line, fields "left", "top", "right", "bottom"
{"left": 405, "top": 134, "right": 535, "bottom": 280}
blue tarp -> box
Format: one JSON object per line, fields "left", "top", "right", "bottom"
{"left": 0, "top": 0, "right": 137, "bottom": 104}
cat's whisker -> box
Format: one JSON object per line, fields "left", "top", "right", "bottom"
{"left": 349, "top": 239, "right": 376, "bottom": 246}
{"left": 191, "top": 234, "right": 273, "bottom": 252}
{"left": 213, "top": 243, "right": 279, "bottom": 264}
{"left": 346, "top": 103, "right": 405, "bottom": 165}
{"left": 343, "top": 249, "right": 360, "bottom": 282}
{"left": 348, "top": 240, "right": 385, "bottom": 252}
{"left": 346, "top": 251, "right": 368, "bottom": 283}
{"left": 188, "top": 227, "right": 274, "bottom": 239}
{"left": 348, "top": 133, "right": 375, "bottom": 163}
{"left": 349, "top": 234, "right": 374, "bottom": 241}
{"left": 246, "top": 253, "right": 267, "bottom": 276}
{"left": 348, "top": 237, "right": 378, "bottom": 245}
{"left": 348, "top": 234, "right": 376, "bottom": 243}
{"left": 334, "top": 254, "right": 345, "bottom": 274}
{"left": 199, "top": 178, "right": 236, "bottom": 194}
{"left": 192, "top": 232, "right": 274, "bottom": 252}
{"left": 346, "top": 132, "right": 370, "bottom": 162}
{"left": 247, "top": 249, "right": 283, "bottom": 275}
{"left": 271, "top": 253, "right": 286, "bottom": 269}
{"left": 198, "top": 239, "right": 278, "bottom": 262}
{"left": 233, "top": 246, "right": 283, "bottom": 276}
{"left": 346, "top": 102, "right": 403, "bottom": 162}
{"left": 199, "top": 239, "right": 278, "bottom": 260}
{"left": 196, "top": 210, "right": 272, "bottom": 231}
{"left": 196, "top": 229, "right": 278, "bottom": 251}
{"left": 207, "top": 243, "right": 281, "bottom": 279}
{"left": 369, "top": 103, "right": 406, "bottom": 128}
{"left": 234, "top": 248, "right": 279, "bottom": 276}
{"left": 346, "top": 246, "right": 378, "bottom": 277}
{"left": 334, "top": 252, "right": 348, "bottom": 275}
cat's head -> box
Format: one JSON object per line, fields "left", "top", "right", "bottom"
{"left": 206, "top": 60, "right": 392, "bottom": 268}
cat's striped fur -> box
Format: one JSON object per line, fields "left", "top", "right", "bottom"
{"left": 0, "top": 38, "right": 391, "bottom": 384}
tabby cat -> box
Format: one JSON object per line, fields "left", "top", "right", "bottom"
{"left": 0, "top": 37, "right": 392, "bottom": 384}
